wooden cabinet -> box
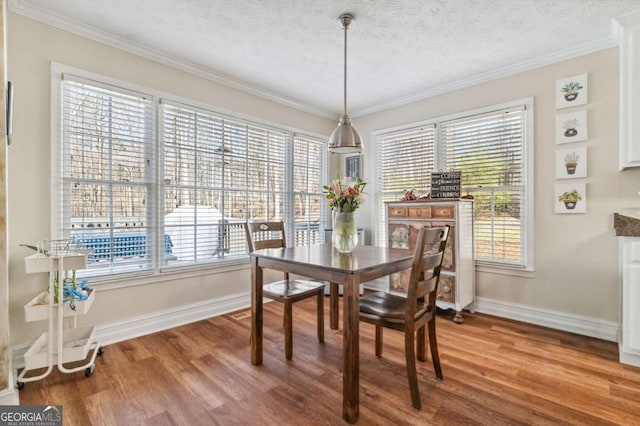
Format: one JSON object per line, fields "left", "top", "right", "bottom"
{"left": 386, "top": 200, "right": 475, "bottom": 323}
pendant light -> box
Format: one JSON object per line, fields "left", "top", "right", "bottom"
{"left": 328, "top": 13, "right": 362, "bottom": 153}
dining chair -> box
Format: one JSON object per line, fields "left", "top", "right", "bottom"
{"left": 244, "top": 221, "right": 324, "bottom": 360}
{"left": 359, "top": 225, "right": 449, "bottom": 410}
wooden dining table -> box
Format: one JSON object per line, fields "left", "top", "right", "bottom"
{"left": 250, "top": 243, "right": 415, "bottom": 424}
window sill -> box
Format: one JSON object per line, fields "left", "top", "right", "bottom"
{"left": 475, "top": 262, "right": 535, "bottom": 278}
{"left": 90, "top": 258, "right": 250, "bottom": 291}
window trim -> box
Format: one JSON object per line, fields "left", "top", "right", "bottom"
{"left": 373, "top": 97, "right": 534, "bottom": 274}
{"left": 51, "top": 63, "right": 329, "bottom": 284}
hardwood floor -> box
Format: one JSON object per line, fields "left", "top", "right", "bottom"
{"left": 18, "top": 297, "right": 640, "bottom": 425}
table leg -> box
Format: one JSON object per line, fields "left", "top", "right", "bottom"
{"left": 342, "top": 276, "right": 360, "bottom": 424}
{"left": 251, "top": 256, "right": 263, "bottom": 365}
{"left": 330, "top": 282, "right": 339, "bottom": 330}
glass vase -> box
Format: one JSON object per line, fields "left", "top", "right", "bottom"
{"left": 332, "top": 211, "right": 358, "bottom": 253}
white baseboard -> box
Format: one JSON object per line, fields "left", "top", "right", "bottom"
{"left": 475, "top": 297, "right": 619, "bottom": 342}
{"left": 11, "top": 293, "right": 621, "bottom": 372}
{"left": 0, "top": 387, "right": 19, "bottom": 405}
{"left": 13, "top": 292, "right": 252, "bottom": 369}
{"left": 1, "top": 366, "right": 19, "bottom": 405}
{"left": 619, "top": 348, "right": 640, "bottom": 367}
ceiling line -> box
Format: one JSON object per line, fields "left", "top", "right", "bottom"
{"left": 8, "top": 0, "right": 623, "bottom": 121}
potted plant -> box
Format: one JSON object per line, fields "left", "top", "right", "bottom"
{"left": 561, "top": 81, "right": 583, "bottom": 102}
{"left": 562, "top": 118, "right": 578, "bottom": 137}
{"left": 558, "top": 189, "right": 582, "bottom": 209}
{"left": 564, "top": 152, "right": 579, "bottom": 174}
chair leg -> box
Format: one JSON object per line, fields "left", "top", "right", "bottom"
{"left": 375, "top": 325, "right": 383, "bottom": 357}
{"left": 317, "top": 291, "right": 324, "bottom": 343}
{"left": 404, "top": 326, "right": 421, "bottom": 410}
{"left": 428, "top": 317, "right": 443, "bottom": 380}
{"left": 284, "top": 301, "right": 293, "bottom": 360}
{"left": 417, "top": 324, "right": 427, "bottom": 362}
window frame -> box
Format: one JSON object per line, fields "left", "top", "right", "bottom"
{"left": 51, "top": 63, "right": 329, "bottom": 284}
{"left": 374, "top": 98, "right": 534, "bottom": 274}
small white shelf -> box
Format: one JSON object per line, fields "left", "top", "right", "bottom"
{"left": 24, "top": 290, "right": 96, "bottom": 322}
{"left": 24, "top": 250, "right": 92, "bottom": 274}
{"left": 23, "top": 325, "right": 95, "bottom": 371}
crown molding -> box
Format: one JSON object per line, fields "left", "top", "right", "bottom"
{"left": 351, "top": 35, "right": 617, "bottom": 117}
{"left": 8, "top": 0, "right": 336, "bottom": 119}
{"left": 8, "top": 0, "right": 623, "bottom": 120}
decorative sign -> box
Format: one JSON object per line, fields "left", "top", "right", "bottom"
{"left": 430, "top": 171, "right": 461, "bottom": 199}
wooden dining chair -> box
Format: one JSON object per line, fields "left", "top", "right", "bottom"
{"left": 359, "top": 225, "right": 449, "bottom": 410}
{"left": 244, "top": 221, "right": 324, "bottom": 360}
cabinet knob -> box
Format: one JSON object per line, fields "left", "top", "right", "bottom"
{"left": 443, "top": 285, "right": 451, "bottom": 293}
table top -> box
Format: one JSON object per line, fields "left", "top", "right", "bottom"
{"left": 251, "top": 243, "right": 413, "bottom": 274}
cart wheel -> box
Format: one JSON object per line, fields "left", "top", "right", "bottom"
{"left": 85, "top": 365, "right": 94, "bottom": 377}
{"left": 16, "top": 381, "right": 24, "bottom": 390}
{"left": 97, "top": 346, "right": 105, "bottom": 356}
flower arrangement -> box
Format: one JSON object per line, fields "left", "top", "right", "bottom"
{"left": 323, "top": 175, "right": 367, "bottom": 212}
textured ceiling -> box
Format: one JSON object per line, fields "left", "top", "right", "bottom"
{"left": 9, "top": 0, "right": 640, "bottom": 118}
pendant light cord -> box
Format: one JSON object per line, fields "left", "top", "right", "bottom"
{"left": 343, "top": 22, "right": 348, "bottom": 116}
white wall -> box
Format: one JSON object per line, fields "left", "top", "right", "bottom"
{"left": 354, "top": 47, "right": 640, "bottom": 325}
{"left": 6, "top": 13, "right": 334, "bottom": 346}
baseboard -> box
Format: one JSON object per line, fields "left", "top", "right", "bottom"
{"left": 13, "top": 292, "right": 252, "bottom": 369}
{"left": 619, "top": 348, "right": 640, "bottom": 367}
{"left": 0, "top": 387, "right": 19, "bottom": 405}
{"left": 11, "top": 293, "right": 621, "bottom": 371}
{"left": 475, "top": 297, "right": 619, "bottom": 342}
{"left": 0, "top": 366, "right": 19, "bottom": 405}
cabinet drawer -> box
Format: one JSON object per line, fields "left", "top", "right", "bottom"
{"left": 388, "top": 206, "right": 407, "bottom": 218}
{"left": 432, "top": 206, "right": 454, "bottom": 219}
{"left": 408, "top": 206, "right": 431, "bottom": 218}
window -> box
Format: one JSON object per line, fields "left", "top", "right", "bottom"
{"left": 375, "top": 100, "right": 533, "bottom": 270}
{"left": 53, "top": 69, "right": 327, "bottom": 279}
{"left": 293, "top": 134, "right": 328, "bottom": 246}
{"left": 56, "top": 77, "right": 155, "bottom": 275}
{"left": 375, "top": 125, "right": 435, "bottom": 247}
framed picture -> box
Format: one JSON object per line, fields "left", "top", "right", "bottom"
{"left": 555, "top": 182, "right": 586, "bottom": 214}
{"left": 556, "top": 73, "right": 588, "bottom": 109}
{"left": 345, "top": 154, "right": 361, "bottom": 179}
{"left": 556, "top": 147, "right": 587, "bottom": 179}
{"left": 556, "top": 110, "right": 587, "bottom": 144}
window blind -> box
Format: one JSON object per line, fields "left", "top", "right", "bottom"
{"left": 161, "top": 102, "right": 289, "bottom": 267}
{"left": 440, "top": 107, "right": 526, "bottom": 266}
{"left": 375, "top": 125, "right": 435, "bottom": 246}
{"left": 54, "top": 67, "right": 329, "bottom": 279}
{"left": 293, "top": 134, "right": 327, "bottom": 246}
{"left": 374, "top": 103, "right": 530, "bottom": 269}
{"left": 60, "top": 77, "right": 155, "bottom": 275}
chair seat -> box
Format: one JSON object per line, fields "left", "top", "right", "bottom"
{"left": 263, "top": 279, "right": 324, "bottom": 299}
{"left": 359, "top": 291, "right": 427, "bottom": 320}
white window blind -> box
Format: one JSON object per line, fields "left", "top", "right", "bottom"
{"left": 375, "top": 126, "right": 435, "bottom": 246}
{"left": 375, "top": 102, "right": 531, "bottom": 270}
{"left": 440, "top": 107, "right": 526, "bottom": 266}
{"left": 161, "top": 102, "right": 289, "bottom": 268}
{"left": 59, "top": 76, "right": 155, "bottom": 275}
{"left": 293, "top": 134, "right": 327, "bottom": 246}
{"left": 54, "top": 67, "right": 328, "bottom": 280}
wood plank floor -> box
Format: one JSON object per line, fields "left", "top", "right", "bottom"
{"left": 18, "top": 297, "right": 640, "bottom": 425}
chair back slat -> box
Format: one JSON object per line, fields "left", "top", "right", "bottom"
{"left": 405, "top": 226, "right": 449, "bottom": 322}
{"left": 244, "top": 221, "right": 287, "bottom": 253}
{"left": 244, "top": 221, "right": 288, "bottom": 280}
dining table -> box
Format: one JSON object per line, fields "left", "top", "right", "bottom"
{"left": 250, "top": 243, "right": 415, "bottom": 424}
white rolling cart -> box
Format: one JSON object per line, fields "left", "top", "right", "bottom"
{"left": 17, "top": 241, "right": 103, "bottom": 389}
